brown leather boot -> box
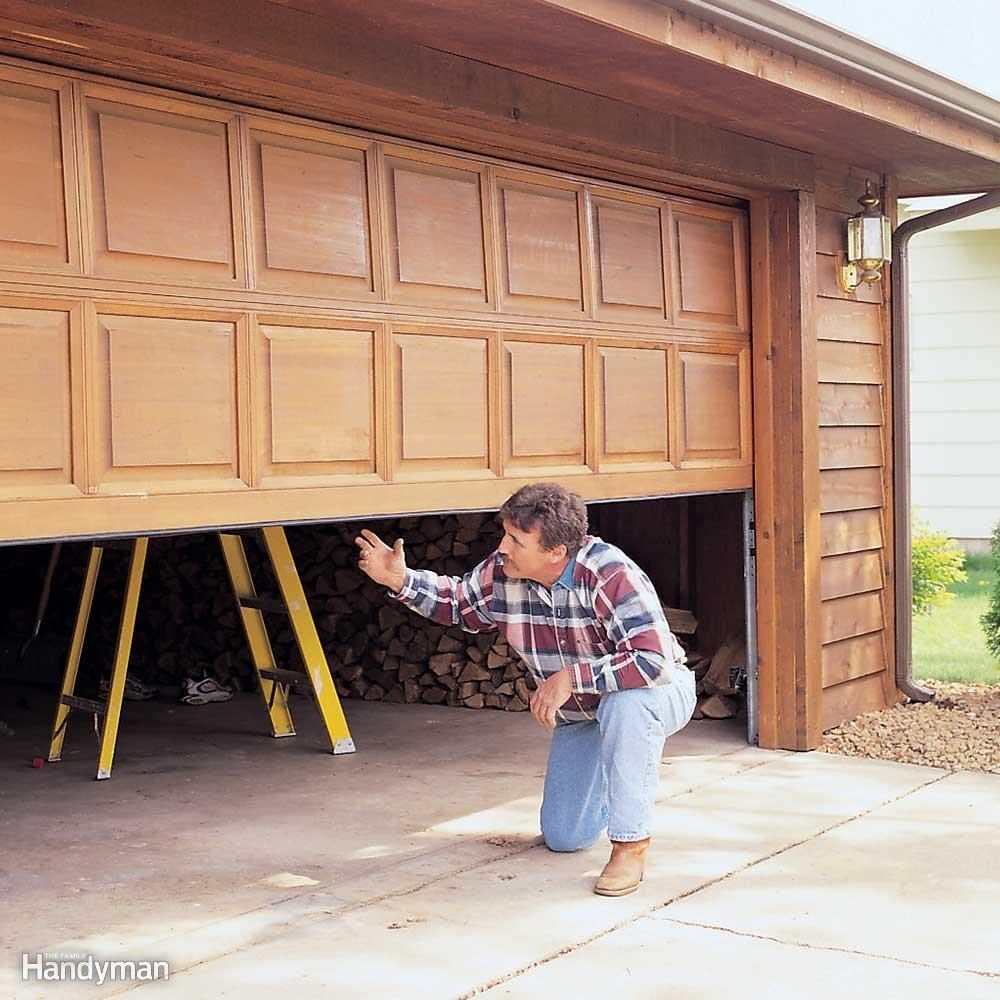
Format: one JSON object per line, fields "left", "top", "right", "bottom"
{"left": 593, "top": 838, "right": 650, "bottom": 896}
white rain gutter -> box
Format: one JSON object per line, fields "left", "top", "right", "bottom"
{"left": 667, "top": 0, "right": 1000, "bottom": 135}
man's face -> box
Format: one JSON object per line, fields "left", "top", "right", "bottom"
{"left": 497, "top": 518, "right": 567, "bottom": 585}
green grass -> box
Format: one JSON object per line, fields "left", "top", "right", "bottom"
{"left": 913, "top": 553, "right": 1000, "bottom": 685}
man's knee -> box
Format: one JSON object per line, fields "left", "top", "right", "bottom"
{"left": 540, "top": 807, "right": 606, "bottom": 853}
{"left": 598, "top": 685, "right": 661, "bottom": 719}
{"left": 597, "top": 684, "right": 685, "bottom": 736}
{"left": 543, "top": 831, "right": 598, "bottom": 853}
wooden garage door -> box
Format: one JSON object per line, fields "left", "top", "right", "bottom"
{"left": 0, "top": 59, "right": 751, "bottom": 543}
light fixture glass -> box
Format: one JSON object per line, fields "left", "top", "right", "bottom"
{"left": 840, "top": 180, "right": 892, "bottom": 291}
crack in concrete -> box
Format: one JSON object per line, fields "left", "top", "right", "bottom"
{"left": 657, "top": 916, "right": 1000, "bottom": 980}
{"left": 460, "top": 769, "right": 956, "bottom": 997}
{"left": 656, "top": 750, "right": 788, "bottom": 803}
{"left": 652, "top": 769, "right": 952, "bottom": 908}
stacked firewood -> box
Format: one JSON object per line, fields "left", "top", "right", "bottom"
{"left": 687, "top": 635, "right": 747, "bottom": 720}
{"left": 290, "top": 512, "right": 535, "bottom": 709}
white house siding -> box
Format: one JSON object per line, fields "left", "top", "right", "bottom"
{"left": 904, "top": 202, "right": 1000, "bottom": 547}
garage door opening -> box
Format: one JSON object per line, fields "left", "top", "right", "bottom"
{"left": 1, "top": 491, "right": 756, "bottom": 754}
{"left": 589, "top": 492, "right": 755, "bottom": 743}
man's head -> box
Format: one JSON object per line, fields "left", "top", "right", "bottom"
{"left": 496, "top": 483, "right": 588, "bottom": 585}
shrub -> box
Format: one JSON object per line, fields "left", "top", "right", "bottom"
{"left": 981, "top": 520, "right": 1000, "bottom": 659}
{"left": 911, "top": 512, "right": 966, "bottom": 616}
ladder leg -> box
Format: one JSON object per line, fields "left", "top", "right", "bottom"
{"left": 262, "top": 526, "right": 355, "bottom": 754}
{"left": 218, "top": 532, "right": 296, "bottom": 738}
{"left": 96, "top": 537, "right": 147, "bottom": 780}
{"left": 49, "top": 545, "right": 103, "bottom": 763}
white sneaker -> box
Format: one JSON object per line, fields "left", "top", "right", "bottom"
{"left": 180, "top": 676, "right": 233, "bottom": 705}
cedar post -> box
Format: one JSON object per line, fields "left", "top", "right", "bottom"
{"left": 750, "top": 190, "right": 823, "bottom": 750}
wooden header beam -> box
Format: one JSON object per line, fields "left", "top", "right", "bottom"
{"left": 0, "top": 0, "right": 812, "bottom": 196}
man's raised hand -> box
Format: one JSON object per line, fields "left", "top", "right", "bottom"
{"left": 354, "top": 529, "right": 407, "bottom": 592}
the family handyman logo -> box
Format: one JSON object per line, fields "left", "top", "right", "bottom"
{"left": 21, "top": 951, "right": 170, "bottom": 985}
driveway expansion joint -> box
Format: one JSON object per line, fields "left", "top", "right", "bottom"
{"left": 657, "top": 916, "right": 1000, "bottom": 980}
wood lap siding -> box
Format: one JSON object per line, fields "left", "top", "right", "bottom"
{"left": 815, "top": 166, "right": 897, "bottom": 730}
{"left": 0, "top": 58, "right": 752, "bottom": 543}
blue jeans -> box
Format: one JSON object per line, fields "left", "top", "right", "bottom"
{"left": 540, "top": 670, "right": 697, "bottom": 850}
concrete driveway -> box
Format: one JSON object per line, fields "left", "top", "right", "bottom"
{"left": 1, "top": 692, "right": 997, "bottom": 999}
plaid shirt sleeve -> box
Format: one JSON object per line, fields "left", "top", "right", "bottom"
{"left": 569, "top": 566, "right": 684, "bottom": 694}
{"left": 390, "top": 554, "right": 498, "bottom": 634}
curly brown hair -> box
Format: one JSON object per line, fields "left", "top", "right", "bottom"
{"left": 499, "top": 482, "right": 588, "bottom": 553}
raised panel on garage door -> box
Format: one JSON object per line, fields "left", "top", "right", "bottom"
{"left": 391, "top": 330, "right": 493, "bottom": 480}
{"left": 598, "top": 344, "right": 670, "bottom": 469}
{"left": 504, "top": 337, "right": 587, "bottom": 474}
{"left": 496, "top": 173, "right": 586, "bottom": 317}
{"left": 256, "top": 320, "right": 379, "bottom": 487}
{"left": 677, "top": 347, "right": 751, "bottom": 465}
{"left": 247, "top": 121, "right": 378, "bottom": 300}
{"left": 590, "top": 193, "right": 668, "bottom": 324}
{"left": 671, "top": 204, "right": 748, "bottom": 331}
{"left": 87, "top": 309, "right": 247, "bottom": 493}
{"left": 382, "top": 148, "right": 490, "bottom": 309}
{"left": 0, "top": 303, "right": 83, "bottom": 499}
{"left": 0, "top": 69, "right": 78, "bottom": 272}
{"left": 82, "top": 87, "right": 243, "bottom": 284}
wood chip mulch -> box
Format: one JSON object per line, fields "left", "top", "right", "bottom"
{"left": 820, "top": 681, "right": 1000, "bottom": 774}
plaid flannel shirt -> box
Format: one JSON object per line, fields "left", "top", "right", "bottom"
{"left": 391, "top": 535, "right": 688, "bottom": 725}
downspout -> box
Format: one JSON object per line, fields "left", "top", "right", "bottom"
{"left": 892, "top": 188, "right": 1000, "bottom": 701}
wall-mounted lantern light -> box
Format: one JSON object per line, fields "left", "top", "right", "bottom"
{"left": 839, "top": 180, "right": 892, "bottom": 292}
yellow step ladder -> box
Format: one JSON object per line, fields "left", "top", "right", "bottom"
{"left": 48, "top": 526, "right": 354, "bottom": 779}
{"left": 218, "top": 526, "right": 355, "bottom": 754}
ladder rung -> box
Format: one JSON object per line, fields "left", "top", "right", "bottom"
{"left": 259, "top": 667, "right": 307, "bottom": 686}
{"left": 239, "top": 595, "right": 286, "bottom": 614}
{"left": 61, "top": 694, "right": 107, "bottom": 715}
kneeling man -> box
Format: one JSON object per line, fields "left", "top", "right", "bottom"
{"left": 355, "top": 482, "right": 696, "bottom": 896}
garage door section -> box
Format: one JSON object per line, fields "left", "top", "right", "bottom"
{"left": 0, "top": 60, "right": 751, "bottom": 543}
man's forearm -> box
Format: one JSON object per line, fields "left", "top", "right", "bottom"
{"left": 570, "top": 648, "right": 672, "bottom": 694}
{"left": 391, "top": 565, "right": 496, "bottom": 633}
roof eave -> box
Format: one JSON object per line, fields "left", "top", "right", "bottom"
{"left": 668, "top": 0, "right": 1000, "bottom": 136}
